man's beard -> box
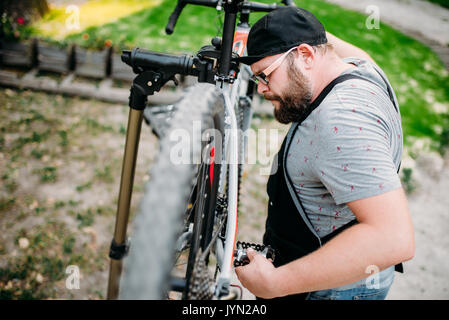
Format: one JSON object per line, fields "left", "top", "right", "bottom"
{"left": 264, "top": 63, "right": 313, "bottom": 124}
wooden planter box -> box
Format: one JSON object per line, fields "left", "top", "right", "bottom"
{"left": 74, "top": 46, "right": 111, "bottom": 79}
{"left": 110, "top": 52, "right": 135, "bottom": 82}
{"left": 37, "top": 41, "right": 73, "bottom": 74}
{"left": 0, "top": 39, "right": 36, "bottom": 68}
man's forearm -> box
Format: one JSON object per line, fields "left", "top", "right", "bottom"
{"left": 272, "top": 222, "right": 412, "bottom": 296}
{"left": 326, "top": 32, "right": 375, "bottom": 63}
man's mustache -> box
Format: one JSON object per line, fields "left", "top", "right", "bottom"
{"left": 264, "top": 93, "right": 281, "bottom": 101}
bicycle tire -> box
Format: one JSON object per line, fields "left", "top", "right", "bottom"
{"left": 183, "top": 97, "right": 226, "bottom": 299}
{"left": 184, "top": 90, "right": 254, "bottom": 299}
{"left": 120, "top": 83, "right": 225, "bottom": 299}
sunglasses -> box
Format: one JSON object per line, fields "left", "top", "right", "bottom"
{"left": 251, "top": 46, "right": 298, "bottom": 85}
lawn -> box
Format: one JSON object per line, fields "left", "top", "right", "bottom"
{"left": 0, "top": 89, "right": 158, "bottom": 299}
{"left": 425, "top": 0, "right": 449, "bottom": 9}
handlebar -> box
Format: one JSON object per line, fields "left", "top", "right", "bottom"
{"left": 165, "top": 0, "right": 294, "bottom": 35}
{"left": 240, "top": 1, "right": 283, "bottom": 12}
{"left": 165, "top": 1, "right": 187, "bottom": 35}
{"left": 165, "top": 0, "right": 220, "bottom": 34}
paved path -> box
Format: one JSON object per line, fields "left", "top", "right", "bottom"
{"left": 324, "top": 0, "right": 449, "bottom": 69}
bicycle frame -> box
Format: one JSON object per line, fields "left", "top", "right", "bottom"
{"left": 107, "top": 0, "right": 291, "bottom": 299}
{"left": 215, "top": 65, "right": 251, "bottom": 297}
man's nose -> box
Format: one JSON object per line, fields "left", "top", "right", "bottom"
{"left": 257, "top": 82, "right": 268, "bottom": 95}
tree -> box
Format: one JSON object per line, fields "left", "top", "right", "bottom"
{"left": 1, "top": 0, "right": 49, "bottom": 39}
{"left": 1, "top": 0, "right": 49, "bottom": 19}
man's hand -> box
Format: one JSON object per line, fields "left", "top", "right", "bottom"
{"left": 234, "top": 248, "right": 280, "bottom": 299}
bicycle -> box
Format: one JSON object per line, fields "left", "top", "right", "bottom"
{"left": 107, "top": 0, "right": 295, "bottom": 300}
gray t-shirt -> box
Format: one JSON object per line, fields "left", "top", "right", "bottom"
{"left": 285, "top": 57, "right": 403, "bottom": 239}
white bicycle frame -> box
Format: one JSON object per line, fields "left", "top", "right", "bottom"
{"left": 213, "top": 56, "right": 253, "bottom": 297}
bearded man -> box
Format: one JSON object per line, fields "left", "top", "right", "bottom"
{"left": 234, "top": 6, "right": 415, "bottom": 300}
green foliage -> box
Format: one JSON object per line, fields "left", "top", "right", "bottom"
{"left": 58, "top": 130, "right": 69, "bottom": 148}
{"left": 294, "top": 0, "right": 449, "bottom": 150}
{"left": 401, "top": 168, "right": 416, "bottom": 194}
{"left": 0, "top": 197, "right": 16, "bottom": 212}
{"left": 0, "top": 14, "right": 34, "bottom": 41}
{"left": 95, "top": 165, "right": 114, "bottom": 183}
{"left": 2, "top": 170, "right": 18, "bottom": 193}
{"left": 64, "top": 0, "right": 222, "bottom": 52}
{"left": 438, "top": 113, "right": 449, "bottom": 155}
{"left": 63, "top": 236, "right": 76, "bottom": 254}
{"left": 13, "top": 130, "right": 51, "bottom": 151}
{"left": 31, "top": 148, "right": 44, "bottom": 159}
{"left": 76, "top": 181, "right": 93, "bottom": 192}
{"left": 424, "top": 0, "right": 449, "bottom": 9}
{"left": 76, "top": 209, "right": 95, "bottom": 228}
{"left": 33, "top": 166, "right": 58, "bottom": 183}
{"left": 85, "top": 118, "right": 115, "bottom": 135}
{"left": 41, "top": 257, "right": 64, "bottom": 281}
{"left": 0, "top": 221, "right": 94, "bottom": 299}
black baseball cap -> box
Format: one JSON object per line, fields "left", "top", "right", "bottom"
{"left": 237, "top": 7, "right": 328, "bottom": 65}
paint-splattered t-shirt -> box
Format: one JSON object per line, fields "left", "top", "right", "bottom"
{"left": 286, "top": 57, "right": 403, "bottom": 238}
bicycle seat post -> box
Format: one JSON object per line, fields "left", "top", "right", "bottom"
{"left": 217, "top": 0, "right": 242, "bottom": 79}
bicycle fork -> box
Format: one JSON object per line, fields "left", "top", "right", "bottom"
{"left": 107, "top": 87, "right": 146, "bottom": 300}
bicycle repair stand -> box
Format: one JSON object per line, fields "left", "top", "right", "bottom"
{"left": 106, "top": 40, "right": 237, "bottom": 300}
{"left": 106, "top": 70, "right": 176, "bottom": 300}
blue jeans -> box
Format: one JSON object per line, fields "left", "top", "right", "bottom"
{"left": 306, "top": 266, "right": 395, "bottom": 300}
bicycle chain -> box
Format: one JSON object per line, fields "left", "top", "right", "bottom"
{"left": 187, "top": 241, "right": 275, "bottom": 299}
{"left": 187, "top": 198, "right": 276, "bottom": 298}
{"left": 233, "top": 241, "right": 275, "bottom": 267}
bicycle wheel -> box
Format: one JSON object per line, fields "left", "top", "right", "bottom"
{"left": 120, "top": 83, "right": 225, "bottom": 299}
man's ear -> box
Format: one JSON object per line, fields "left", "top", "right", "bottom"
{"left": 296, "top": 44, "right": 315, "bottom": 69}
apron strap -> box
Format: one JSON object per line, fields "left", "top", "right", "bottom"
{"left": 284, "top": 72, "right": 404, "bottom": 273}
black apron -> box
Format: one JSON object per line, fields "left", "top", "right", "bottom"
{"left": 262, "top": 73, "right": 403, "bottom": 300}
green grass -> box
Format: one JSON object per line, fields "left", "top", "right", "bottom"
{"left": 33, "top": 166, "right": 58, "bottom": 183}
{"left": 64, "top": 0, "right": 222, "bottom": 52}
{"left": 76, "top": 181, "right": 93, "bottom": 192}
{"left": 424, "top": 0, "right": 449, "bottom": 9}
{"left": 1, "top": 221, "right": 93, "bottom": 299}
{"left": 401, "top": 167, "right": 417, "bottom": 194}
{"left": 299, "top": 0, "right": 449, "bottom": 148}
{"left": 76, "top": 209, "right": 95, "bottom": 228}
